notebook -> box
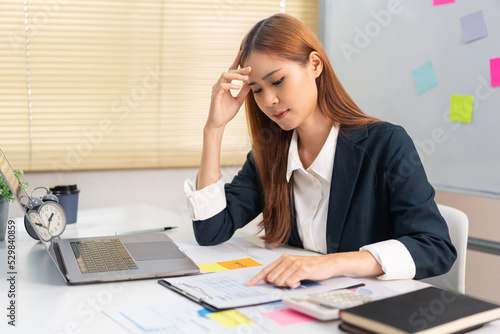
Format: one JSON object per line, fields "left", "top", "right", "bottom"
{"left": 0, "top": 149, "right": 199, "bottom": 284}
{"left": 339, "top": 286, "right": 500, "bottom": 334}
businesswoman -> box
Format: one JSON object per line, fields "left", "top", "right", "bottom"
{"left": 184, "top": 13, "right": 456, "bottom": 288}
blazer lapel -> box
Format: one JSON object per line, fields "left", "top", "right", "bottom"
{"left": 326, "top": 125, "right": 368, "bottom": 253}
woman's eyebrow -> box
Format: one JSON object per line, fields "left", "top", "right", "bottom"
{"left": 247, "top": 68, "right": 282, "bottom": 86}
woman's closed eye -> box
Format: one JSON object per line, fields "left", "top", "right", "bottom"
{"left": 272, "top": 76, "right": 285, "bottom": 86}
{"left": 252, "top": 76, "right": 285, "bottom": 94}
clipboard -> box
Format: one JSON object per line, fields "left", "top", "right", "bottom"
{"left": 158, "top": 279, "right": 280, "bottom": 312}
{"left": 157, "top": 267, "right": 363, "bottom": 311}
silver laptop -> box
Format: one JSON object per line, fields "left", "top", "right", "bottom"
{"left": 0, "top": 149, "right": 199, "bottom": 285}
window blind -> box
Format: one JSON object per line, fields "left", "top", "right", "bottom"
{"left": 0, "top": 0, "right": 318, "bottom": 171}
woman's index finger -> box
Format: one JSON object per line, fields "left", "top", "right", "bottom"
{"left": 245, "top": 257, "right": 282, "bottom": 286}
{"left": 229, "top": 50, "right": 242, "bottom": 70}
{"left": 246, "top": 268, "right": 268, "bottom": 286}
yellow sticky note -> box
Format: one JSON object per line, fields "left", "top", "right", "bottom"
{"left": 218, "top": 258, "right": 262, "bottom": 270}
{"left": 198, "top": 263, "right": 228, "bottom": 272}
{"left": 449, "top": 94, "right": 474, "bottom": 123}
{"left": 207, "top": 310, "right": 254, "bottom": 328}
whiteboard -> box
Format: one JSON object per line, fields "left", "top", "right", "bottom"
{"left": 321, "top": 0, "right": 500, "bottom": 197}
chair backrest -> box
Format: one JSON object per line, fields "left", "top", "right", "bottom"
{"left": 422, "top": 204, "right": 469, "bottom": 293}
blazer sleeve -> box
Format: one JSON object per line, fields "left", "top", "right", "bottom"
{"left": 192, "top": 151, "right": 264, "bottom": 246}
{"left": 384, "top": 126, "right": 457, "bottom": 279}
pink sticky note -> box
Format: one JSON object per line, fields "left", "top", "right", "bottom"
{"left": 263, "top": 309, "right": 316, "bottom": 326}
{"left": 490, "top": 58, "right": 500, "bottom": 87}
{"left": 434, "top": 0, "right": 455, "bottom": 5}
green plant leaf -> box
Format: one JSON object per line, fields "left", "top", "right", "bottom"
{"left": 0, "top": 169, "right": 29, "bottom": 202}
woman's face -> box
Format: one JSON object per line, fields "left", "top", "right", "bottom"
{"left": 243, "top": 52, "right": 322, "bottom": 131}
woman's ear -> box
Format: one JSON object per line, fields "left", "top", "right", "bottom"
{"left": 308, "top": 51, "right": 323, "bottom": 79}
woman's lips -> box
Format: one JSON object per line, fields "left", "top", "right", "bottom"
{"left": 274, "top": 109, "right": 289, "bottom": 120}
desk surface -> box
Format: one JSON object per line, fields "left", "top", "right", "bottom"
{"left": 1, "top": 204, "right": 499, "bottom": 334}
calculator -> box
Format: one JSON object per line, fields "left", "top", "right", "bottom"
{"left": 282, "top": 288, "right": 375, "bottom": 321}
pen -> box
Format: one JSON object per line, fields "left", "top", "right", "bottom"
{"left": 115, "top": 226, "right": 177, "bottom": 235}
{"left": 338, "top": 283, "right": 366, "bottom": 290}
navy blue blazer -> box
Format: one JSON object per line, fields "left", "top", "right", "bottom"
{"left": 192, "top": 122, "right": 457, "bottom": 279}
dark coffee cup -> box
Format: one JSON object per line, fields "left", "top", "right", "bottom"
{"left": 49, "top": 185, "right": 80, "bottom": 224}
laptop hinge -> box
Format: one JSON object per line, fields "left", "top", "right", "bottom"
{"left": 52, "top": 241, "right": 68, "bottom": 276}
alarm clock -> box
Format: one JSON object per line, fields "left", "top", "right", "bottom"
{"left": 24, "top": 187, "right": 67, "bottom": 242}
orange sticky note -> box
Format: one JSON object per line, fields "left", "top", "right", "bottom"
{"left": 218, "top": 258, "right": 262, "bottom": 270}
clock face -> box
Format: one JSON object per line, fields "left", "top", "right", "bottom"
{"left": 38, "top": 202, "right": 67, "bottom": 239}
{"left": 28, "top": 210, "right": 52, "bottom": 242}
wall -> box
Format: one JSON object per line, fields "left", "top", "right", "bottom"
{"left": 8, "top": 168, "right": 500, "bottom": 303}
{"left": 435, "top": 190, "right": 500, "bottom": 303}
{"left": 9, "top": 168, "right": 200, "bottom": 219}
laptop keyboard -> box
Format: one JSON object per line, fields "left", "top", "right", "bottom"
{"left": 70, "top": 239, "right": 138, "bottom": 274}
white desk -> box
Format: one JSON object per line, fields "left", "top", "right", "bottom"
{"left": 1, "top": 204, "right": 499, "bottom": 334}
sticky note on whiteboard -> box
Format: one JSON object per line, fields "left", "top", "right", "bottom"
{"left": 449, "top": 95, "right": 474, "bottom": 123}
{"left": 434, "top": 0, "right": 455, "bottom": 6}
{"left": 490, "top": 58, "right": 500, "bottom": 87}
{"left": 460, "top": 10, "right": 488, "bottom": 43}
{"left": 412, "top": 62, "right": 438, "bottom": 94}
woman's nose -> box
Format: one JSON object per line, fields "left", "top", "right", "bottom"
{"left": 264, "top": 91, "right": 279, "bottom": 107}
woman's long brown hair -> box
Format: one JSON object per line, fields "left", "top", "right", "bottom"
{"left": 239, "top": 13, "right": 379, "bottom": 246}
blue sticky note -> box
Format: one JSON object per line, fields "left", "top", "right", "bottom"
{"left": 198, "top": 308, "right": 212, "bottom": 318}
{"left": 460, "top": 10, "right": 488, "bottom": 43}
{"left": 412, "top": 62, "right": 438, "bottom": 94}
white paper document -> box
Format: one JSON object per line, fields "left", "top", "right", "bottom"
{"left": 161, "top": 266, "right": 361, "bottom": 310}
{"left": 176, "top": 237, "right": 280, "bottom": 267}
{"left": 105, "top": 301, "right": 228, "bottom": 334}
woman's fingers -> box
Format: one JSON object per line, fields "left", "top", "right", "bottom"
{"left": 229, "top": 50, "right": 242, "bottom": 70}
{"left": 272, "top": 264, "right": 305, "bottom": 288}
{"left": 246, "top": 255, "right": 304, "bottom": 288}
{"left": 235, "top": 82, "right": 251, "bottom": 104}
{"left": 246, "top": 255, "right": 329, "bottom": 289}
{"left": 219, "top": 82, "right": 242, "bottom": 91}
{"left": 205, "top": 52, "right": 252, "bottom": 129}
{"left": 219, "top": 67, "right": 251, "bottom": 84}
{"left": 213, "top": 67, "right": 250, "bottom": 96}
{"left": 246, "top": 257, "right": 284, "bottom": 286}
{"left": 266, "top": 255, "right": 306, "bottom": 288}
{"left": 220, "top": 71, "right": 249, "bottom": 83}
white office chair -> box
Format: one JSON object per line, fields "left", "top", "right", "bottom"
{"left": 422, "top": 204, "right": 469, "bottom": 294}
